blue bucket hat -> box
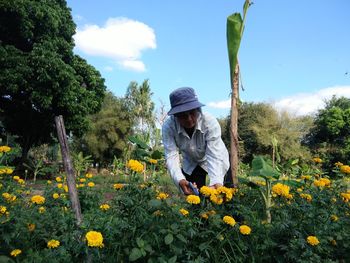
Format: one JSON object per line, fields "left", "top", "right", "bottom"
{"left": 168, "top": 87, "right": 205, "bottom": 115}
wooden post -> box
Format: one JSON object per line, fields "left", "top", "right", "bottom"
{"left": 55, "top": 115, "right": 83, "bottom": 226}
{"left": 230, "top": 63, "right": 240, "bottom": 187}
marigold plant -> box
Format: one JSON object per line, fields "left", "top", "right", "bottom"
{"left": 86, "top": 231, "right": 104, "bottom": 248}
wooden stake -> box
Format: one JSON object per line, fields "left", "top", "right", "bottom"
{"left": 55, "top": 115, "right": 83, "bottom": 225}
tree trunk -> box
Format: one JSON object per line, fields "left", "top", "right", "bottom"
{"left": 230, "top": 63, "right": 239, "bottom": 187}
{"left": 55, "top": 115, "right": 83, "bottom": 226}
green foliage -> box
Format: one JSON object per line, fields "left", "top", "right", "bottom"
{"left": 73, "top": 92, "right": 133, "bottom": 165}
{"left": 0, "top": 0, "right": 106, "bottom": 159}
{"left": 71, "top": 152, "right": 92, "bottom": 177}
{"left": 128, "top": 135, "right": 163, "bottom": 162}
{"left": 305, "top": 96, "right": 350, "bottom": 171}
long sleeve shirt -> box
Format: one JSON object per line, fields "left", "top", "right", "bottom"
{"left": 162, "top": 111, "right": 229, "bottom": 187}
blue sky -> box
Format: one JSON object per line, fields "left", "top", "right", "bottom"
{"left": 66, "top": 0, "right": 350, "bottom": 119}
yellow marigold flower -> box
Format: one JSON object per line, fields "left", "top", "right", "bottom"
{"left": 127, "top": 159, "right": 144, "bottom": 173}
{"left": 57, "top": 183, "right": 63, "bottom": 188}
{"left": 200, "top": 212, "right": 209, "bottom": 219}
{"left": 186, "top": 195, "right": 200, "bottom": 205}
{"left": 53, "top": 193, "right": 60, "bottom": 199}
{"left": 86, "top": 231, "right": 104, "bottom": 248}
{"left": 28, "top": 223, "right": 35, "bottom": 232}
{"left": 335, "top": 162, "right": 343, "bottom": 167}
{"left": 100, "top": 204, "right": 110, "bottom": 211}
{"left": 312, "top": 157, "right": 322, "bottom": 163}
{"left": 156, "top": 192, "right": 169, "bottom": 200}
{"left": 313, "top": 179, "right": 326, "bottom": 187}
{"left": 13, "top": 176, "right": 20, "bottom": 181}
{"left": 149, "top": 159, "right": 158, "bottom": 164}
{"left": 340, "top": 192, "right": 350, "bottom": 202}
{"left": 239, "top": 225, "right": 252, "bottom": 235}
{"left": 179, "top": 208, "right": 189, "bottom": 216}
{"left": 85, "top": 173, "right": 93, "bottom": 178}
{"left": 0, "top": 206, "right": 7, "bottom": 214}
{"left": 307, "top": 236, "right": 320, "bottom": 246}
{"left": 56, "top": 177, "right": 62, "bottom": 182}
{"left": 330, "top": 215, "right": 339, "bottom": 222}
{"left": 200, "top": 186, "right": 213, "bottom": 197}
{"left": 272, "top": 183, "right": 290, "bottom": 198}
{"left": 17, "top": 179, "right": 25, "bottom": 185}
{"left": 10, "top": 249, "right": 21, "bottom": 257}
{"left": 113, "top": 183, "right": 124, "bottom": 190}
{"left": 5, "top": 168, "right": 13, "bottom": 174}
{"left": 223, "top": 216, "right": 236, "bottom": 226}
{"left": 210, "top": 193, "right": 223, "bottom": 205}
{"left": 63, "top": 185, "right": 68, "bottom": 192}
{"left": 301, "top": 175, "right": 311, "bottom": 180}
{"left": 87, "top": 182, "right": 95, "bottom": 187}
{"left": 297, "top": 188, "right": 303, "bottom": 192}
{"left": 320, "top": 178, "right": 331, "bottom": 186}
{"left": 38, "top": 206, "right": 46, "bottom": 213}
{"left": 47, "top": 239, "right": 60, "bottom": 249}
{"left": 79, "top": 178, "right": 86, "bottom": 183}
{"left": 300, "top": 193, "right": 312, "bottom": 202}
{"left": 340, "top": 165, "right": 350, "bottom": 174}
{"left": 217, "top": 186, "right": 234, "bottom": 201}
{"left": 0, "top": 145, "right": 11, "bottom": 153}
{"left": 2, "top": 192, "right": 16, "bottom": 202}
{"left": 47, "top": 180, "right": 52, "bottom": 184}
{"left": 31, "top": 195, "right": 45, "bottom": 205}
{"left": 79, "top": 183, "right": 85, "bottom": 188}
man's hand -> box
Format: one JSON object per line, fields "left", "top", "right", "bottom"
{"left": 179, "top": 179, "right": 195, "bottom": 195}
{"left": 209, "top": 183, "right": 223, "bottom": 189}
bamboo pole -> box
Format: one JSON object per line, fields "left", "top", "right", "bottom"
{"left": 55, "top": 115, "right": 83, "bottom": 225}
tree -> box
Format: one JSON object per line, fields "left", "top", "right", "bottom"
{"left": 124, "top": 79, "right": 156, "bottom": 144}
{"left": 223, "top": 102, "right": 313, "bottom": 164}
{"left": 305, "top": 96, "right": 350, "bottom": 169}
{"left": 73, "top": 92, "right": 133, "bottom": 166}
{"left": 0, "top": 0, "right": 106, "bottom": 161}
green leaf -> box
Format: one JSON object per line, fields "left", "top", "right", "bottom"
{"left": 129, "top": 247, "right": 143, "bottom": 261}
{"left": 176, "top": 234, "right": 188, "bottom": 243}
{"left": 151, "top": 150, "right": 163, "bottom": 159}
{"left": 148, "top": 199, "right": 162, "bottom": 208}
{"left": 136, "top": 237, "right": 144, "bottom": 248}
{"left": 128, "top": 136, "right": 150, "bottom": 149}
{"left": 168, "top": 256, "right": 177, "bottom": 263}
{"left": 250, "top": 156, "right": 280, "bottom": 179}
{"left": 164, "top": 233, "right": 174, "bottom": 245}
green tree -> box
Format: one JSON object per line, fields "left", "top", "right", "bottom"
{"left": 124, "top": 79, "right": 156, "bottom": 144}
{"left": 0, "top": 0, "right": 106, "bottom": 161}
{"left": 305, "top": 96, "right": 350, "bottom": 169}
{"left": 224, "top": 102, "right": 313, "bottom": 164}
{"left": 74, "top": 92, "right": 133, "bottom": 166}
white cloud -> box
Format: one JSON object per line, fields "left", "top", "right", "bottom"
{"left": 274, "top": 86, "right": 350, "bottom": 116}
{"left": 208, "top": 85, "right": 350, "bottom": 116}
{"left": 74, "top": 17, "right": 156, "bottom": 72}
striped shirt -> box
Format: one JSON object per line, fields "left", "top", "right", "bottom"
{"left": 162, "top": 111, "right": 229, "bottom": 186}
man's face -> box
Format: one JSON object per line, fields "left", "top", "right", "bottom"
{"left": 175, "top": 109, "right": 198, "bottom": 129}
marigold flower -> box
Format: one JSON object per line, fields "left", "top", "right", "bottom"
{"left": 38, "top": 206, "right": 45, "bottom": 213}
{"left": 0, "top": 206, "right": 7, "bottom": 214}
{"left": 200, "top": 186, "right": 214, "bottom": 197}
{"left": 156, "top": 192, "right": 169, "bottom": 200}
{"left": 87, "top": 182, "right": 95, "bottom": 187}
{"left": 300, "top": 193, "right": 312, "bottom": 202}
{"left": 100, "top": 204, "right": 110, "bottom": 211}
{"left": 307, "top": 236, "right": 320, "bottom": 246}
{"left": 272, "top": 183, "right": 290, "bottom": 198}
{"left": 57, "top": 183, "right": 63, "bottom": 188}
{"left": 0, "top": 145, "right": 11, "bottom": 153}
{"left": 216, "top": 186, "right": 234, "bottom": 201}
{"left": 10, "top": 249, "right": 21, "bottom": 257}
{"left": 27, "top": 223, "right": 35, "bottom": 232}
{"left": 340, "top": 192, "right": 350, "bottom": 202}
{"left": 223, "top": 216, "right": 236, "bottom": 226}
{"left": 210, "top": 193, "right": 223, "bottom": 205}
{"left": 300, "top": 175, "right": 311, "bottom": 180}
{"left": 312, "top": 157, "right": 322, "bottom": 163}
{"left": 85, "top": 173, "right": 93, "bottom": 178}
{"left": 127, "top": 159, "right": 144, "bottom": 173}
{"left": 335, "top": 162, "right": 343, "bottom": 167}
{"left": 179, "top": 208, "right": 189, "bottom": 216}
{"left": 79, "top": 178, "right": 86, "bottom": 183}
{"left": 47, "top": 180, "right": 52, "bottom": 184}
{"left": 2, "top": 192, "right": 16, "bottom": 202}
{"left": 340, "top": 165, "right": 350, "bottom": 174}
{"left": 186, "top": 195, "right": 200, "bottom": 204}
{"left": 13, "top": 176, "right": 20, "bottom": 181}
{"left": 149, "top": 159, "right": 158, "bottom": 164}
{"left": 200, "top": 212, "right": 209, "bottom": 219}
{"left": 56, "top": 177, "right": 62, "bottom": 182}
{"left": 239, "top": 225, "right": 252, "bottom": 235}
{"left": 31, "top": 195, "right": 45, "bottom": 205}
{"left": 86, "top": 231, "right": 104, "bottom": 248}
{"left": 17, "top": 179, "right": 25, "bottom": 185}
{"left": 330, "top": 215, "right": 339, "bottom": 222}
{"left": 47, "top": 239, "right": 60, "bottom": 249}
{"left": 52, "top": 193, "right": 60, "bottom": 199}
{"left": 113, "top": 183, "right": 124, "bottom": 190}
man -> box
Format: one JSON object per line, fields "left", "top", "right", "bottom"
{"left": 162, "top": 87, "right": 230, "bottom": 195}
